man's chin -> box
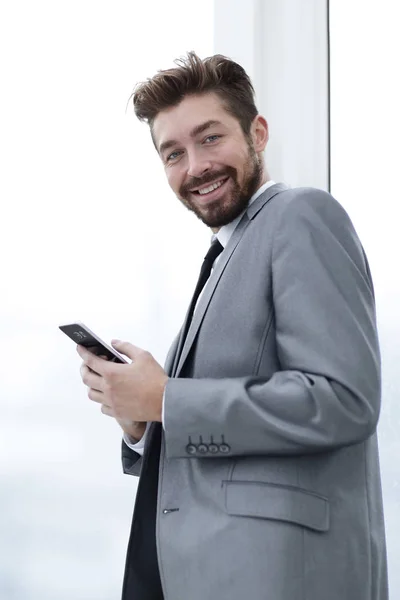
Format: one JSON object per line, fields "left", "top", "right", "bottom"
{"left": 193, "top": 198, "right": 250, "bottom": 229}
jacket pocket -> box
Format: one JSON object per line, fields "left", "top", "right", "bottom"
{"left": 224, "top": 480, "right": 329, "bottom": 532}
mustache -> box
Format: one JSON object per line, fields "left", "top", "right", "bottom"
{"left": 180, "top": 166, "right": 237, "bottom": 196}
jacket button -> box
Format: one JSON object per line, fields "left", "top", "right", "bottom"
{"left": 219, "top": 443, "right": 231, "bottom": 454}
{"left": 208, "top": 443, "right": 219, "bottom": 454}
{"left": 197, "top": 443, "right": 208, "bottom": 454}
{"left": 186, "top": 444, "right": 197, "bottom": 455}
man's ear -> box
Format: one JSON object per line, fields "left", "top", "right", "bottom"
{"left": 251, "top": 115, "right": 269, "bottom": 153}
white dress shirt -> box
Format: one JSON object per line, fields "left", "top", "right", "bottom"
{"left": 124, "top": 180, "right": 276, "bottom": 455}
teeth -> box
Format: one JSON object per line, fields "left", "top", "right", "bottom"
{"left": 198, "top": 180, "right": 224, "bottom": 195}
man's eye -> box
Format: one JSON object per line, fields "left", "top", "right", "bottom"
{"left": 204, "top": 135, "right": 220, "bottom": 143}
{"left": 166, "top": 151, "right": 181, "bottom": 162}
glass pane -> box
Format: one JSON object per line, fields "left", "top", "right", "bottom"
{"left": 330, "top": 3, "right": 400, "bottom": 595}
{"left": 0, "top": 2, "right": 213, "bottom": 598}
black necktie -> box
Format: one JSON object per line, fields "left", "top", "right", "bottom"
{"left": 188, "top": 238, "right": 224, "bottom": 322}
{"left": 173, "top": 238, "right": 224, "bottom": 374}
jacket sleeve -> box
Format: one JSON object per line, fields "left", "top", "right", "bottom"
{"left": 163, "top": 190, "right": 382, "bottom": 459}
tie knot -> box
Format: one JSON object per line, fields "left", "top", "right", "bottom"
{"left": 204, "top": 239, "right": 224, "bottom": 266}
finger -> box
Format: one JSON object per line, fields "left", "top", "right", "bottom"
{"left": 88, "top": 387, "right": 105, "bottom": 403}
{"left": 111, "top": 340, "right": 145, "bottom": 361}
{"left": 80, "top": 364, "right": 104, "bottom": 391}
{"left": 101, "top": 404, "right": 115, "bottom": 417}
{"left": 77, "top": 345, "right": 108, "bottom": 375}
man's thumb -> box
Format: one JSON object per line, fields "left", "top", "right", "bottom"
{"left": 111, "top": 340, "right": 141, "bottom": 360}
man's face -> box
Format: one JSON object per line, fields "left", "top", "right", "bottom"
{"left": 152, "top": 93, "right": 268, "bottom": 229}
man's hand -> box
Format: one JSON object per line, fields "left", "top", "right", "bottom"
{"left": 77, "top": 340, "right": 168, "bottom": 434}
{"left": 114, "top": 418, "right": 147, "bottom": 443}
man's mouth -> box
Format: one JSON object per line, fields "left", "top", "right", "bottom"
{"left": 190, "top": 177, "right": 229, "bottom": 197}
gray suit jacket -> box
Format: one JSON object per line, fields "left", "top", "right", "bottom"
{"left": 122, "top": 184, "right": 388, "bottom": 600}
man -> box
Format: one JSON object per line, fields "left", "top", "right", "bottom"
{"left": 77, "top": 52, "right": 388, "bottom": 599}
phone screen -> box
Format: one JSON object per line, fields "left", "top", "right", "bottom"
{"left": 59, "top": 322, "right": 127, "bottom": 363}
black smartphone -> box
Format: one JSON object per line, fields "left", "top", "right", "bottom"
{"left": 59, "top": 322, "right": 128, "bottom": 363}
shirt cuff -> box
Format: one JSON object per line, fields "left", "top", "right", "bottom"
{"left": 123, "top": 422, "right": 150, "bottom": 456}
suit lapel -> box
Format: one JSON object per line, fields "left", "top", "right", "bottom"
{"left": 165, "top": 331, "right": 180, "bottom": 376}
{"left": 171, "top": 320, "right": 188, "bottom": 378}
{"left": 174, "top": 183, "right": 289, "bottom": 377}
{"left": 246, "top": 182, "right": 289, "bottom": 220}
{"left": 142, "top": 310, "right": 182, "bottom": 457}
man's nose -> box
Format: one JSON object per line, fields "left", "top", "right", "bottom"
{"left": 186, "top": 150, "right": 212, "bottom": 178}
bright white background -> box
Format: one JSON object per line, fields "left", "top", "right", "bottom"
{"left": 330, "top": 2, "right": 400, "bottom": 595}
{"left": 0, "top": 2, "right": 213, "bottom": 598}
{"left": 1, "top": 1, "right": 399, "bottom": 598}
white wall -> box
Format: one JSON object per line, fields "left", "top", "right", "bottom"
{"left": 214, "top": 0, "right": 329, "bottom": 190}
{"left": 0, "top": 2, "right": 213, "bottom": 598}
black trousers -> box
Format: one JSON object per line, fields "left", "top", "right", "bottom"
{"left": 122, "top": 424, "right": 164, "bottom": 600}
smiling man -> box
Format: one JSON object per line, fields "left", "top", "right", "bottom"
{"left": 78, "top": 52, "right": 388, "bottom": 600}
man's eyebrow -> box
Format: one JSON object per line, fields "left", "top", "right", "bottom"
{"left": 190, "top": 119, "right": 222, "bottom": 138}
{"left": 158, "top": 120, "right": 223, "bottom": 156}
{"left": 159, "top": 138, "right": 178, "bottom": 156}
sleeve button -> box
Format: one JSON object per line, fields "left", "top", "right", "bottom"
{"left": 186, "top": 444, "right": 197, "bottom": 455}
{"left": 219, "top": 443, "right": 231, "bottom": 454}
{"left": 197, "top": 444, "right": 208, "bottom": 454}
{"left": 208, "top": 443, "right": 219, "bottom": 454}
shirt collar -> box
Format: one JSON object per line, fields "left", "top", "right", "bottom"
{"left": 212, "top": 180, "right": 276, "bottom": 248}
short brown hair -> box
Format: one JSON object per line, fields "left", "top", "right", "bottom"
{"left": 132, "top": 51, "right": 259, "bottom": 137}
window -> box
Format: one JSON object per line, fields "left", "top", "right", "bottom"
{"left": 0, "top": 2, "right": 213, "bottom": 598}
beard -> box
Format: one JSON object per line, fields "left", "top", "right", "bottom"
{"left": 178, "top": 141, "right": 264, "bottom": 228}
